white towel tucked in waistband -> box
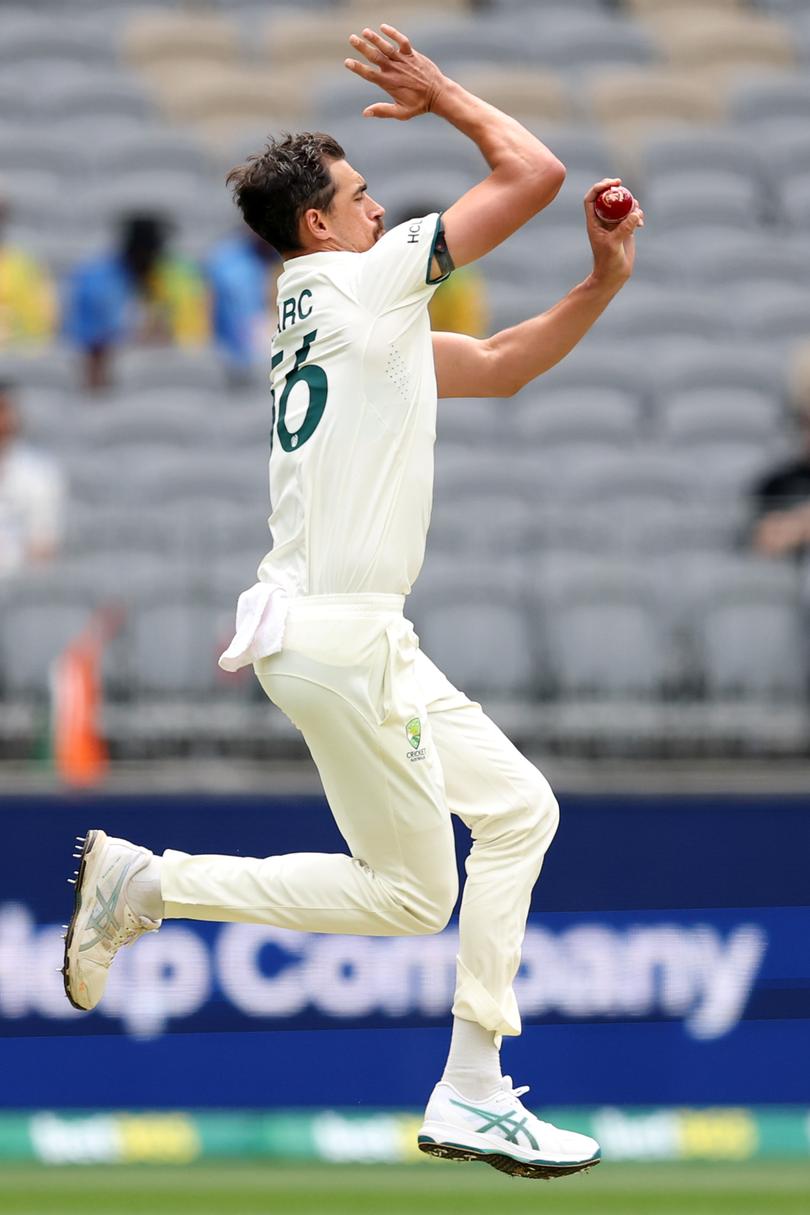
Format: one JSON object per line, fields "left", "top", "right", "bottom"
{"left": 218, "top": 582, "right": 290, "bottom": 672}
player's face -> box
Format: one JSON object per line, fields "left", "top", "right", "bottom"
{"left": 321, "top": 159, "right": 385, "bottom": 252}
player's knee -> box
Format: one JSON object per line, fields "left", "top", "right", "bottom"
{"left": 514, "top": 773, "right": 560, "bottom": 858}
{"left": 408, "top": 868, "right": 458, "bottom": 934}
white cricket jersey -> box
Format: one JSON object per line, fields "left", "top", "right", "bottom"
{"left": 256, "top": 213, "right": 449, "bottom": 598}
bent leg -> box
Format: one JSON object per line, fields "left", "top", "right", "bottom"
{"left": 420, "top": 653, "right": 559, "bottom": 1037}
{"left": 163, "top": 623, "right": 458, "bottom": 937}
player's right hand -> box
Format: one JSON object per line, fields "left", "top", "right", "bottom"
{"left": 344, "top": 24, "right": 447, "bottom": 121}
{"left": 583, "top": 177, "right": 644, "bottom": 287}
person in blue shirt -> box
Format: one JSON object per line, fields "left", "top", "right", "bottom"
{"left": 206, "top": 227, "right": 279, "bottom": 384}
{"left": 63, "top": 213, "right": 209, "bottom": 391}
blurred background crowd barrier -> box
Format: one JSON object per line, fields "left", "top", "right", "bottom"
{"left": 1, "top": 792, "right": 808, "bottom": 1162}
{"left": 1, "top": 0, "right": 810, "bottom": 782}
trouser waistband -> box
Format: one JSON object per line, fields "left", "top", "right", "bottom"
{"left": 287, "top": 593, "right": 405, "bottom": 617}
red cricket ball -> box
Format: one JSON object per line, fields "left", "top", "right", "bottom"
{"left": 594, "top": 185, "right": 635, "bottom": 225}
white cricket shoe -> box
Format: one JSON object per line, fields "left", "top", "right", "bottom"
{"left": 62, "top": 829, "right": 161, "bottom": 1011}
{"left": 418, "top": 1077, "right": 600, "bottom": 1180}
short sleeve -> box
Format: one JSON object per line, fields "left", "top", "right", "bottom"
{"left": 354, "top": 213, "right": 454, "bottom": 315}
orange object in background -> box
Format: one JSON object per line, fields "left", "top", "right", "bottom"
{"left": 49, "top": 606, "right": 122, "bottom": 788}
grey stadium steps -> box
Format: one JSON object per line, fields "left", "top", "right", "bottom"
{"left": 656, "top": 388, "right": 784, "bottom": 445}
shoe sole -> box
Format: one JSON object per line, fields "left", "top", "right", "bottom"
{"left": 418, "top": 1136, "right": 600, "bottom": 1181}
{"left": 62, "top": 829, "right": 104, "bottom": 1011}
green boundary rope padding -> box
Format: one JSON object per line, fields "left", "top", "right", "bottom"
{"left": 0, "top": 1108, "right": 807, "bottom": 1166}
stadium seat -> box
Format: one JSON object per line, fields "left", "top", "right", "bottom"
{"left": 788, "top": 341, "right": 810, "bottom": 412}
{"left": 36, "top": 75, "right": 155, "bottom": 129}
{"left": 404, "top": 17, "right": 539, "bottom": 69}
{"left": 731, "top": 284, "right": 810, "bottom": 346}
{"left": 657, "top": 388, "right": 783, "bottom": 444}
{"left": 433, "top": 448, "right": 542, "bottom": 508}
{"left": 171, "top": 496, "right": 272, "bottom": 561}
{"left": 216, "top": 397, "right": 273, "bottom": 448}
{"left": 670, "top": 232, "right": 810, "bottom": 290}
{"left": 761, "top": 125, "right": 810, "bottom": 181}
{"left": 481, "top": 226, "right": 592, "bottom": 292}
{"left": 779, "top": 173, "right": 810, "bottom": 234}
{"left": 572, "top": 445, "right": 694, "bottom": 504}
{"left": 518, "top": 345, "right": 654, "bottom": 413}
{"left": 730, "top": 72, "right": 810, "bottom": 132}
{"left": 435, "top": 397, "right": 504, "bottom": 446}
{"left": 645, "top": 10, "right": 796, "bottom": 74}
{"left": 413, "top": 591, "right": 537, "bottom": 697}
{"left": 651, "top": 342, "right": 785, "bottom": 404}
{"left": 124, "top": 12, "right": 240, "bottom": 72}
{"left": 123, "top": 591, "right": 230, "bottom": 695}
{"left": 155, "top": 66, "right": 309, "bottom": 142}
{"left": 524, "top": 125, "right": 616, "bottom": 181}
{"left": 635, "top": 128, "right": 771, "bottom": 198}
{"left": 512, "top": 387, "right": 642, "bottom": 447}
{"left": 0, "top": 583, "right": 96, "bottom": 696}
{"left": 626, "top": 0, "right": 745, "bottom": 14}
{"left": 140, "top": 450, "right": 271, "bottom": 507}
{"left": 640, "top": 176, "right": 764, "bottom": 231}
{"left": 585, "top": 69, "right": 724, "bottom": 135}
{"left": 343, "top": 117, "right": 485, "bottom": 183}
{"left": 542, "top": 589, "right": 672, "bottom": 698}
{"left": 89, "top": 129, "right": 213, "bottom": 180}
{"left": 697, "top": 598, "right": 807, "bottom": 699}
{"left": 263, "top": 12, "right": 375, "bottom": 71}
{"left": 532, "top": 18, "right": 657, "bottom": 73}
{"left": 593, "top": 285, "right": 734, "bottom": 343}
{"left": 452, "top": 69, "right": 573, "bottom": 124}
{"left": 429, "top": 491, "right": 535, "bottom": 556}
{"left": 92, "top": 394, "right": 221, "bottom": 450}
{"left": 0, "top": 130, "right": 87, "bottom": 180}
{"left": 114, "top": 348, "right": 229, "bottom": 393}
{"left": 0, "top": 347, "right": 79, "bottom": 391}
{"left": 0, "top": 27, "right": 115, "bottom": 71}
{"left": 0, "top": 170, "right": 71, "bottom": 232}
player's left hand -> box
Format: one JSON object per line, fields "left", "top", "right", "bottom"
{"left": 584, "top": 178, "right": 644, "bottom": 287}
{"left": 344, "top": 24, "right": 448, "bottom": 120}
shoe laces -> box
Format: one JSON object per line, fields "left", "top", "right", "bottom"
{"left": 502, "top": 1077, "right": 555, "bottom": 1131}
{"left": 105, "top": 916, "right": 157, "bottom": 953}
{"left": 502, "top": 1075, "right": 530, "bottom": 1100}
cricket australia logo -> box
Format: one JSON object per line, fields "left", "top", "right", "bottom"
{"left": 405, "top": 717, "right": 427, "bottom": 762}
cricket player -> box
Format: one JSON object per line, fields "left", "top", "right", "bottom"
{"left": 63, "top": 25, "right": 642, "bottom": 1181}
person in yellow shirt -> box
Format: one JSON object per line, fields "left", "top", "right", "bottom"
{"left": 392, "top": 204, "right": 488, "bottom": 337}
{"left": 0, "top": 197, "right": 57, "bottom": 345}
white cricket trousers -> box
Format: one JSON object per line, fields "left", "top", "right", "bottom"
{"left": 161, "top": 594, "right": 559, "bottom": 1037}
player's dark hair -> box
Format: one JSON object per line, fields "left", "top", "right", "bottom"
{"left": 226, "top": 132, "right": 345, "bottom": 256}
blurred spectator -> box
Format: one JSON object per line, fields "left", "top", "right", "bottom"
{"left": 206, "top": 227, "right": 279, "bottom": 384}
{"left": 63, "top": 213, "right": 210, "bottom": 391}
{"left": 0, "top": 383, "right": 64, "bottom": 576}
{"left": 429, "top": 262, "right": 488, "bottom": 337}
{"left": 752, "top": 409, "right": 810, "bottom": 558}
{"left": 0, "top": 196, "right": 56, "bottom": 345}
{"left": 391, "top": 206, "right": 488, "bottom": 337}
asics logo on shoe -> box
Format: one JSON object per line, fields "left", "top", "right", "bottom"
{"left": 449, "top": 1098, "right": 540, "bottom": 1150}
{"left": 78, "top": 863, "right": 133, "bottom": 951}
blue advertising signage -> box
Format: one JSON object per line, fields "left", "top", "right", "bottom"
{"left": 1, "top": 794, "right": 808, "bottom": 1108}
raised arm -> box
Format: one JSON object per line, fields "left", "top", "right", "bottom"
{"left": 345, "top": 24, "right": 566, "bottom": 268}
{"left": 433, "top": 179, "right": 644, "bottom": 398}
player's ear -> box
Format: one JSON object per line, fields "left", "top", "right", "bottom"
{"left": 302, "top": 206, "right": 330, "bottom": 246}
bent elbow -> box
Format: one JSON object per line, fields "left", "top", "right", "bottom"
{"left": 537, "top": 156, "right": 566, "bottom": 204}
{"left": 520, "top": 154, "right": 565, "bottom": 209}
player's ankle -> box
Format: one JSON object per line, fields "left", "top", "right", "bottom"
{"left": 128, "top": 855, "right": 164, "bottom": 921}
{"left": 441, "top": 1016, "right": 502, "bottom": 1100}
